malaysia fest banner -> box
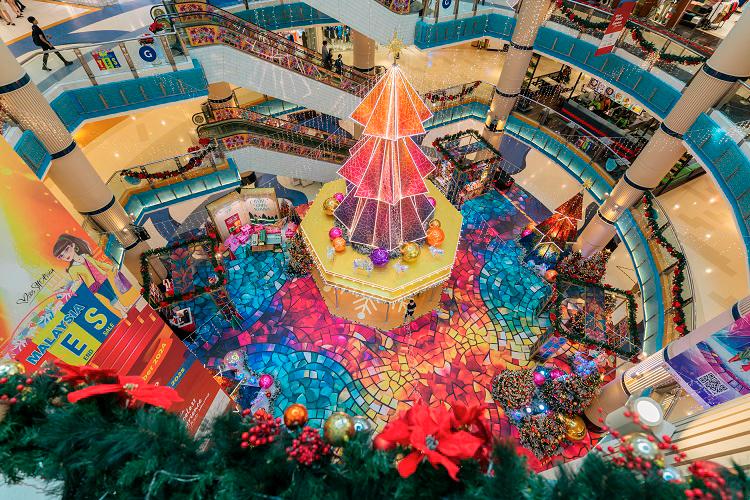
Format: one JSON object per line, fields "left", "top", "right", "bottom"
{"left": 664, "top": 312, "right": 750, "bottom": 408}
{"left": 595, "top": 0, "right": 637, "bottom": 56}
{"left": 0, "top": 139, "right": 230, "bottom": 434}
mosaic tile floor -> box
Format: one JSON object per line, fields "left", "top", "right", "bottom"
{"left": 185, "top": 190, "right": 595, "bottom": 470}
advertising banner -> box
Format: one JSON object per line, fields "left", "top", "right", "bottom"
{"left": 595, "top": 0, "right": 636, "bottom": 56}
{"left": 665, "top": 312, "right": 750, "bottom": 408}
{"left": 0, "top": 140, "right": 229, "bottom": 433}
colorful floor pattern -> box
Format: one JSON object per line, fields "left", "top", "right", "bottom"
{"left": 181, "top": 189, "right": 596, "bottom": 470}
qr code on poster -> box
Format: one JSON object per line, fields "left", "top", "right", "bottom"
{"left": 697, "top": 372, "right": 730, "bottom": 396}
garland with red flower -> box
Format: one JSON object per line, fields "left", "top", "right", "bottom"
{"left": 554, "top": 0, "right": 706, "bottom": 66}
{"left": 423, "top": 81, "right": 482, "bottom": 105}
{"left": 641, "top": 192, "right": 690, "bottom": 337}
{"left": 139, "top": 231, "right": 226, "bottom": 308}
{"left": 0, "top": 359, "right": 748, "bottom": 498}
{"left": 120, "top": 138, "right": 215, "bottom": 181}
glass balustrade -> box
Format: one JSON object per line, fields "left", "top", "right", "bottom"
{"left": 18, "top": 32, "right": 191, "bottom": 96}
{"left": 716, "top": 82, "right": 750, "bottom": 141}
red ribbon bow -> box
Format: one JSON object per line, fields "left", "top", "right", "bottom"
{"left": 67, "top": 375, "right": 183, "bottom": 409}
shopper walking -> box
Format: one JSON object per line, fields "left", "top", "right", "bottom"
{"left": 0, "top": 0, "right": 15, "bottom": 25}
{"left": 5, "top": 0, "right": 22, "bottom": 18}
{"left": 334, "top": 53, "right": 343, "bottom": 75}
{"left": 321, "top": 40, "right": 332, "bottom": 70}
{"left": 29, "top": 17, "right": 73, "bottom": 71}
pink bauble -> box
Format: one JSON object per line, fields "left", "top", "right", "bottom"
{"left": 550, "top": 368, "right": 564, "bottom": 380}
{"left": 333, "top": 192, "right": 345, "bottom": 203}
{"left": 259, "top": 374, "right": 274, "bottom": 389}
{"left": 427, "top": 196, "right": 436, "bottom": 207}
{"left": 521, "top": 229, "right": 533, "bottom": 238}
{"left": 533, "top": 372, "right": 546, "bottom": 386}
{"left": 329, "top": 227, "right": 343, "bottom": 240}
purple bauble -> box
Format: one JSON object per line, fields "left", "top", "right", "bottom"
{"left": 549, "top": 368, "right": 564, "bottom": 380}
{"left": 329, "top": 227, "right": 343, "bottom": 240}
{"left": 370, "top": 248, "right": 389, "bottom": 267}
{"left": 334, "top": 192, "right": 345, "bottom": 203}
{"left": 533, "top": 372, "right": 546, "bottom": 386}
{"left": 427, "top": 196, "right": 436, "bottom": 207}
{"left": 259, "top": 374, "right": 274, "bottom": 389}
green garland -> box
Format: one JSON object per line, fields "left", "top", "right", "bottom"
{"left": 641, "top": 192, "right": 690, "bottom": 337}
{"left": 555, "top": 1, "right": 706, "bottom": 66}
{"left": 550, "top": 274, "right": 640, "bottom": 358}
{"left": 139, "top": 232, "right": 226, "bottom": 308}
{"left": 1, "top": 364, "right": 747, "bottom": 499}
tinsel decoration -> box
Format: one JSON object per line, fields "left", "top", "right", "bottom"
{"left": 286, "top": 232, "right": 314, "bottom": 277}
{"left": 555, "top": 250, "right": 609, "bottom": 284}
{"left": 491, "top": 369, "right": 535, "bottom": 410}
{"left": 641, "top": 192, "right": 689, "bottom": 337}
{"left": 517, "top": 413, "right": 566, "bottom": 459}
{"left": 538, "top": 371, "right": 602, "bottom": 417}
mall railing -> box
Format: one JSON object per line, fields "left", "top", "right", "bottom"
{"left": 715, "top": 81, "right": 750, "bottom": 141}
{"left": 632, "top": 195, "right": 696, "bottom": 344}
{"left": 105, "top": 144, "right": 239, "bottom": 221}
{"left": 17, "top": 31, "right": 192, "bottom": 95}
{"left": 153, "top": 2, "right": 376, "bottom": 96}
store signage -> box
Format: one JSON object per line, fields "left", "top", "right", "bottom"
{"left": 91, "top": 49, "right": 121, "bottom": 71}
{"left": 224, "top": 213, "right": 241, "bottom": 233}
{"left": 138, "top": 45, "right": 158, "bottom": 63}
{"left": 595, "top": 0, "right": 636, "bottom": 56}
{"left": 665, "top": 312, "right": 750, "bottom": 408}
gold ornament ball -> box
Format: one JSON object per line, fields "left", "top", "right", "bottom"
{"left": 283, "top": 403, "right": 309, "bottom": 429}
{"left": 0, "top": 358, "right": 25, "bottom": 377}
{"left": 560, "top": 414, "right": 587, "bottom": 441}
{"left": 352, "top": 415, "right": 373, "bottom": 434}
{"left": 400, "top": 242, "right": 421, "bottom": 262}
{"left": 322, "top": 197, "right": 340, "bottom": 216}
{"left": 323, "top": 412, "right": 355, "bottom": 446}
{"left": 428, "top": 219, "right": 441, "bottom": 228}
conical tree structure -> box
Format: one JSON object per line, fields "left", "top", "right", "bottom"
{"left": 521, "top": 191, "right": 583, "bottom": 266}
{"left": 334, "top": 65, "right": 436, "bottom": 251}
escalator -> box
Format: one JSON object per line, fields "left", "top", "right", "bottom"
{"left": 153, "top": 2, "right": 375, "bottom": 119}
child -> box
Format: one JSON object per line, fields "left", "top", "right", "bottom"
{"left": 53, "top": 234, "right": 129, "bottom": 318}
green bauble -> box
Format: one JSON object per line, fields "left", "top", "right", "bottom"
{"left": 323, "top": 412, "right": 355, "bottom": 446}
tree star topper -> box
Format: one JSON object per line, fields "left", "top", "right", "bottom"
{"left": 387, "top": 31, "right": 405, "bottom": 62}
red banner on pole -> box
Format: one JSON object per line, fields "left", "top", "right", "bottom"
{"left": 595, "top": 0, "right": 636, "bottom": 56}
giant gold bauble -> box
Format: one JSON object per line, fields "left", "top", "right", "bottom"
{"left": 560, "top": 414, "right": 586, "bottom": 441}
{"left": 426, "top": 226, "right": 445, "bottom": 246}
{"left": 323, "top": 412, "right": 355, "bottom": 446}
{"left": 283, "top": 403, "right": 309, "bottom": 429}
{"left": 322, "top": 197, "right": 340, "bottom": 216}
{"left": 428, "top": 219, "right": 441, "bottom": 229}
{"left": 400, "top": 242, "right": 420, "bottom": 262}
{"left": 0, "top": 358, "right": 25, "bottom": 377}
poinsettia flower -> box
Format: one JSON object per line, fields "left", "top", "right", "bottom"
{"left": 376, "top": 401, "right": 483, "bottom": 481}
{"left": 67, "top": 375, "right": 183, "bottom": 409}
{"left": 450, "top": 402, "right": 493, "bottom": 466}
{"left": 55, "top": 361, "right": 117, "bottom": 385}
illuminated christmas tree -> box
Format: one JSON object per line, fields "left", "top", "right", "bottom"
{"left": 333, "top": 55, "right": 436, "bottom": 251}
{"left": 520, "top": 189, "right": 583, "bottom": 268}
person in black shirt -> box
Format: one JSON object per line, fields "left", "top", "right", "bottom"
{"left": 334, "top": 54, "right": 343, "bottom": 75}
{"left": 29, "top": 17, "right": 72, "bottom": 71}
{"left": 404, "top": 299, "right": 417, "bottom": 321}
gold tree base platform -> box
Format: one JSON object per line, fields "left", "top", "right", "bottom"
{"left": 300, "top": 179, "right": 462, "bottom": 329}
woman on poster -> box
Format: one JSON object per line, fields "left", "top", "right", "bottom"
{"left": 52, "top": 234, "right": 130, "bottom": 318}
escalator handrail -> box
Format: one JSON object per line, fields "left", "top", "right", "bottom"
{"left": 155, "top": 2, "right": 374, "bottom": 90}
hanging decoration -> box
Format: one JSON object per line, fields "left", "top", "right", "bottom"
{"left": 120, "top": 139, "right": 215, "bottom": 181}
{"left": 554, "top": 0, "right": 706, "bottom": 65}
{"left": 641, "top": 192, "right": 689, "bottom": 336}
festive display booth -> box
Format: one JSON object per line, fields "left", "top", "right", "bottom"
{"left": 299, "top": 63, "right": 462, "bottom": 329}
{"left": 431, "top": 130, "right": 507, "bottom": 208}
{"left": 207, "top": 187, "right": 285, "bottom": 253}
